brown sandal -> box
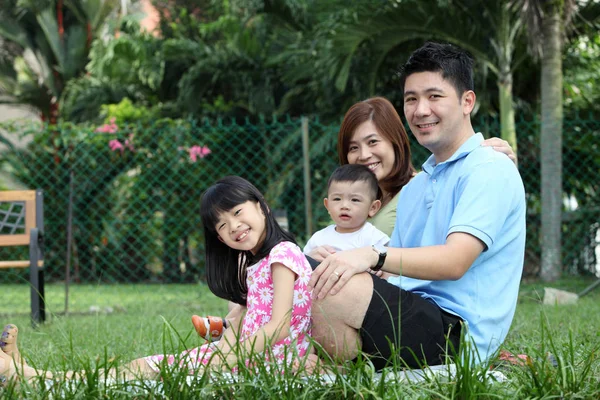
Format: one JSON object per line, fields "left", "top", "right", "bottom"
{"left": 191, "top": 315, "right": 225, "bottom": 341}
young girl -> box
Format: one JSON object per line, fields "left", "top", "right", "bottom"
{"left": 0, "top": 176, "right": 313, "bottom": 382}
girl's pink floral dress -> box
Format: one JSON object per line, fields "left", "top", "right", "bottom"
{"left": 145, "top": 241, "right": 312, "bottom": 373}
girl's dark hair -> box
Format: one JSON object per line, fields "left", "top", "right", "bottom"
{"left": 200, "top": 176, "right": 295, "bottom": 305}
{"left": 337, "top": 97, "right": 415, "bottom": 204}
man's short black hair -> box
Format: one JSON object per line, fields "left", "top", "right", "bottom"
{"left": 399, "top": 42, "right": 474, "bottom": 99}
{"left": 327, "top": 164, "right": 380, "bottom": 201}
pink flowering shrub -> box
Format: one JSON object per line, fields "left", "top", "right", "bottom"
{"left": 188, "top": 145, "right": 211, "bottom": 162}
{"left": 97, "top": 118, "right": 210, "bottom": 164}
{"left": 98, "top": 118, "right": 135, "bottom": 154}
{"left": 108, "top": 135, "right": 135, "bottom": 153}
{"left": 109, "top": 139, "right": 124, "bottom": 152}
{"left": 95, "top": 118, "right": 119, "bottom": 133}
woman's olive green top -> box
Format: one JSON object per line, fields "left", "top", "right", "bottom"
{"left": 368, "top": 191, "right": 400, "bottom": 237}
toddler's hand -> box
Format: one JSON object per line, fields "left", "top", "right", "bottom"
{"left": 307, "top": 245, "right": 337, "bottom": 262}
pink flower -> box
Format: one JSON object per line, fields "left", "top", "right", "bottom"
{"left": 96, "top": 117, "right": 119, "bottom": 133}
{"left": 109, "top": 139, "right": 124, "bottom": 152}
{"left": 124, "top": 134, "right": 135, "bottom": 152}
{"left": 188, "top": 145, "right": 211, "bottom": 162}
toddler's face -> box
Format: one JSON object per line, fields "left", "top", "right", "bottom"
{"left": 324, "top": 180, "right": 380, "bottom": 234}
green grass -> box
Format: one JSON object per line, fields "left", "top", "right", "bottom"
{"left": 1, "top": 277, "right": 599, "bottom": 399}
{"left": 0, "top": 283, "right": 229, "bottom": 364}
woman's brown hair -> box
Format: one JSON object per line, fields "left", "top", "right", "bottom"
{"left": 337, "top": 97, "right": 415, "bottom": 204}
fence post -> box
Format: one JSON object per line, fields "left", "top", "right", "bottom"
{"left": 301, "top": 117, "right": 313, "bottom": 238}
{"left": 65, "top": 170, "right": 74, "bottom": 315}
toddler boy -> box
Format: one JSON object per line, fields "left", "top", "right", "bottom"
{"left": 303, "top": 164, "right": 389, "bottom": 255}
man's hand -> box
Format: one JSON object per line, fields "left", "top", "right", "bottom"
{"left": 308, "top": 247, "right": 376, "bottom": 299}
{"left": 481, "top": 137, "right": 517, "bottom": 164}
{"left": 307, "top": 245, "right": 337, "bottom": 262}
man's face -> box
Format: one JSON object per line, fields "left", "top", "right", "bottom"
{"left": 403, "top": 71, "right": 474, "bottom": 162}
{"left": 324, "top": 180, "right": 380, "bottom": 234}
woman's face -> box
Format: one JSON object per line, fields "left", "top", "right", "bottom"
{"left": 346, "top": 121, "right": 396, "bottom": 184}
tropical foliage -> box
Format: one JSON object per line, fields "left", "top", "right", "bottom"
{"left": 0, "top": 0, "right": 120, "bottom": 122}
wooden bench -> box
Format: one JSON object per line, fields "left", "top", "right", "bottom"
{"left": 0, "top": 190, "right": 45, "bottom": 324}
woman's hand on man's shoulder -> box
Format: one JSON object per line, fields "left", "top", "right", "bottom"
{"left": 481, "top": 137, "right": 517, "bottom": 164}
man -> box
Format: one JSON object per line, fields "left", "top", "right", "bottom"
{"left": 308, "top": 42, "right": 526, "bottom": 370}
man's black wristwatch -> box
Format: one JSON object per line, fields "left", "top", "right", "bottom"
{"left": 371, "top": 244, "right": 387, "bottom": 272}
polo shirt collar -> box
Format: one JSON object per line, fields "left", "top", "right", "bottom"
{"left": 422, "top": 133, "right": 484, "bottom": 174}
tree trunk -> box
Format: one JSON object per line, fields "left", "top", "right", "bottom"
{"left": 498, "top": 74, "right": 518, "bottom": 166}
{"left": 496, "top": 2, "right": 518, "bottom": 163}
{"left": 540, "top": 7, "right": 563, "bottom": 282}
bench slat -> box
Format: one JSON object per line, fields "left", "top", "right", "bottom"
{"left": 0, "top": 260, "right": 44, "bottom": 269}
{"left": 0, "top": 191, "right": 36, "bottom": 201}
{"left": 0, "top": 235, "right": 30, "bottom": 246}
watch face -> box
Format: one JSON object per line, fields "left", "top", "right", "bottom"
{"left": 374, "top": 244, "right": 387, "bottom": 255}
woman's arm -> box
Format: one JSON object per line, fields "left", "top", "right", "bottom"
{"left": 218, "top": 263, "right": 296, "bottom": 368}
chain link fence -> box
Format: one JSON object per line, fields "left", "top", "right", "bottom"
{"left": 1, "top": 113, "right": 599, "bottom": 284}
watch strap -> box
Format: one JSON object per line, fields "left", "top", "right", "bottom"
{"left": 371, "top": 245, "right": 387, "bottom": 271}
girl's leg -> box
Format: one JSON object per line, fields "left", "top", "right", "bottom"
{"left": 0, "top": 335, "right": 159, "bottom": 384}
{"left": 1, "top": 347, "right": 52, "bottom": 382}
{"left": 112, "top": 358, "right": 160, "bottom": 381}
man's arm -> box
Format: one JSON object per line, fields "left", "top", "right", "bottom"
{"left": 308, "top": 154, "right": 522, "bottom": 299}
{"left": 308, "top": 232, "right": 484, "bottom": 299}
{"left": 382, "top": 232, "right": 485, "bottom": 280}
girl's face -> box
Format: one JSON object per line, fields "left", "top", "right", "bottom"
{"left": 346, "top": 121, "right": 396, "bottom": 184}
{"left": 215, "top": 201, "right": 267, "bottom": 255}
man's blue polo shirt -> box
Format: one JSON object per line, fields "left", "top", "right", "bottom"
{"left": 388, "top": 133, "right": 526, "bottom": 362}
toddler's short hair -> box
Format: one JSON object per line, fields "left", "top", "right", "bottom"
{"left": 327, "top": 164, "right": 380, "bottom": 201}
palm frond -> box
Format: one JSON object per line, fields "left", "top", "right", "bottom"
{"left": 0, "top": 57, "right": 17, "bottom": 93}
{"left": 61, "top": 24, "right": 88, "bottom": 79}
{"left": 62, "top": 0, "right": 120, "bottom": 33}
{"left": 36, "top": 6, "right": 65, "bottom": 71}
{"left": 0, "top": 12, "right": 33, "bottom": 49}
{"left": 60, "top": 76, "right": 132, "bottom": 122}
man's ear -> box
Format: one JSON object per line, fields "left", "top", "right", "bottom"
{"left": 462, "top": 90, "right": 476, "bottom": 115}
{"left": 368, "top": 199, "right": 382, "bottom": 217}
